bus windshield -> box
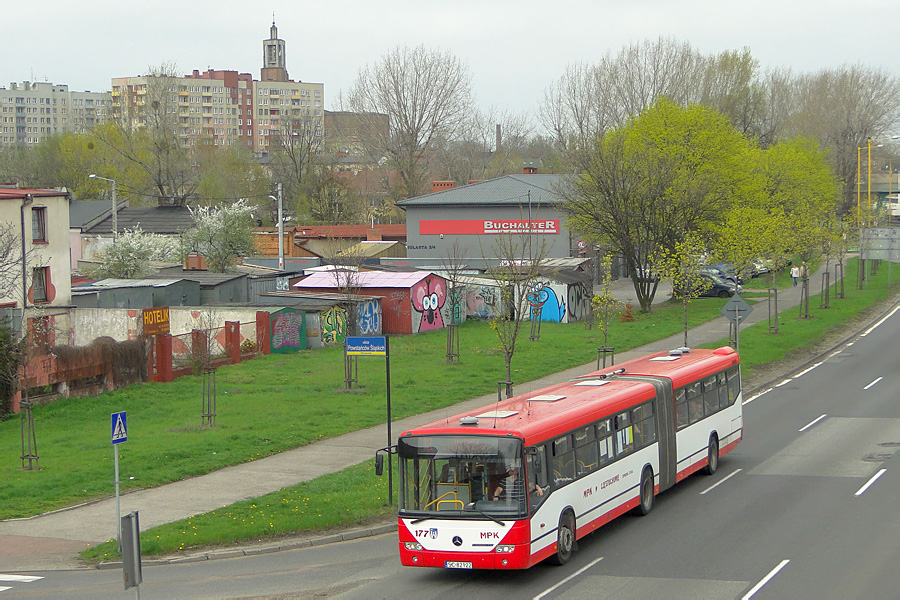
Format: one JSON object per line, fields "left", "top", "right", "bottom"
{"left": 398, "top": 435, "right": 529, "bottom": 519}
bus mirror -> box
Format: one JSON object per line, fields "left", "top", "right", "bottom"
{"left": 375, "top": 453, "right": 384, "bottom": 476}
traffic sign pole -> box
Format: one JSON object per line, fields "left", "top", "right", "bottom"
{"left": 111, "top": 411, "right": 128, "bottom": 552}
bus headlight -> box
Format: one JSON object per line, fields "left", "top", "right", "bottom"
{"left": 495, "top": 545, "right": 515, "bottom": 553}
{"left": 404, "top": 542, "right": 423, "bottom": 551}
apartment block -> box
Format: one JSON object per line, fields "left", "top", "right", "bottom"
{"left": 0, "top": 81, "right": 109, "bottom": 146}
{"left": 110, "top": 21, "right": 323, "bottom": 155}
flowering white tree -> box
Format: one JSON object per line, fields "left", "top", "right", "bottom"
{"left": 83, "top": 227, "right": 181, "bottom": 279}
{"left": 182, "top": 200, "right": 257, "bottom": 273}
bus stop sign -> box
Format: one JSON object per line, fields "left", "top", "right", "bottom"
{"left": 720, "top": 294, "right": 752, "bottom": 325}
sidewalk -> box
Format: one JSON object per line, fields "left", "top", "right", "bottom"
{"left": 0, "top": 267, "right": 824, "bottom": 571}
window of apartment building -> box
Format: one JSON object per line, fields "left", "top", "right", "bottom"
{"left": 32, "top": 205, "right": 47, "bottom": 244}
{"left": 32, "top": 267, "right": 49, "bottom": 303}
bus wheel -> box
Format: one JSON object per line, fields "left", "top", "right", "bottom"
{"left": 635, "top": 467, "right": 654, "bottom": 516}
{"left": 704, "top": 435, "right": 719, "bottom": 475}
{"left": 548, "top": 511, "right": 575, "bottom": 565}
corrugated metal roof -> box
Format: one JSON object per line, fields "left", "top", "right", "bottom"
{"left": 84, "top": 206, "right": 195, "bottom": 235}
{"left": 76, "top": 278, "right": 185, "bottom": 289}
{"left": 397, "top": 174, "right": 570, "bottom": 207}
{"left": 295, "top": 270, "right": 433, "bottom": 289}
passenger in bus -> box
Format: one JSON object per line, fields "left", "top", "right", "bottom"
{"left": 492, "top": 465, "right": 544, "bottom": 504}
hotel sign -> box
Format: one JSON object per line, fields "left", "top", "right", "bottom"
{"left": 142, "top": 306, "right": 170, "bottom": 336}
{"left": 419, "top": 219, "right": 560, "bottom": 235}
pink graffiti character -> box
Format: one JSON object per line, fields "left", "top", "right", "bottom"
{"left": 412, "top": 279, "right": 446, "bottom": 332}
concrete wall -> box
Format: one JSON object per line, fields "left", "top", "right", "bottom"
{"left": 72, "top": 306, "right": 270, "bottom": 345}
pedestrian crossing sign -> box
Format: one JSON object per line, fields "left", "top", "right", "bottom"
{"left": 111, "top": 411, "right": 127, "bottom": 444}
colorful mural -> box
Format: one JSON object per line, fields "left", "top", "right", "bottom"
{"left": 411, "top": 277, "right": 447, "bottom": 332}
{"left": 271, "top": 308, "right": 306, "bottom": 353}
{"left": 567, "top": 283, "right": 591, "bottom": 322}
{"left": 466, "top": 285, "right": 500, "bottom": 318}
{"left": 357, "top": 299, "right": 381, "bottom": 335}
{"left": 528, "top": 280, "right": 566, "bottom": 322}
{"left": 321, "top": 306, "right": 348, "bottom": 345}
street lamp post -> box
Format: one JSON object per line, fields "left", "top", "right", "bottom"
{"left": 269, "top": 185, "right": 283, "bottom": 270}
{"left": 89, "top": 174, "right": 117, "bottom": 237}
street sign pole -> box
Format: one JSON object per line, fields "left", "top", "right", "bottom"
{"left": 385, "top": 337, "right": 393, "bottom": 506}
{"left": 111, "top": 411, "right": 128, "bottom": 552}
{"left": 720, "top": 295, "right": 753, "bottom": 351}
{"left": 114, "top": 444, "right": 121, "bottom": 552}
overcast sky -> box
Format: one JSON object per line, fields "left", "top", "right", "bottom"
{"left": 4, "top": 0, "right": 900, "bottom": 122}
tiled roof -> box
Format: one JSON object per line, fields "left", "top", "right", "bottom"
{"left": 295, "top": 270, "right": 434, "bottom": 289}
{"left": 397, "top": 174, "right": 570, "bottom": 207}
{"left": 84, "top": 206, "right": 195, "bottom": 235}
{"left": 293, "top": 224, "right": 406, "bottom": 239}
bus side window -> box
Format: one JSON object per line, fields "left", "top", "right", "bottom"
{"left": 575, "top": 426, "right": 599, "bottom": 476}
{"left": 597, "top": 419, "right": 612, "bottom": 466}
{"left": 552, "top": 436, "right": 575, "bottom": 486}
{"left": 687, "top": 381, "right": 704, "bottom": 424}
{"left": 675, "top": 388, "right": 689, "bottom": 430}
{"left": 726, "top": 366, "right": 741, "bottom": 405}
{"left": 614, "top": 412, "right": 633, "bottom": 456}
{"left": 717, "top": 372, "right": 729, "bottom": 409}
{"left": 633, "top": 402, "right": 656, "bottom": 448}
{"left": 702, "top": 375, "right": 718, "bottom": 416}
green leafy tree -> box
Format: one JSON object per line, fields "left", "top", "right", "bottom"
{"left": 591, "top": 255, "right": 623, "bottom": 350}
{"left": 654, "top": 232, "right": 710, "bottom": 347}
{"left": 181, "top": 200, "right": 256, "bottom": 273}
{"left": 565, "top": 97, "right": 753, "bottom": 311}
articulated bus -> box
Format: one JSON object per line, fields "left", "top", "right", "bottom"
{"left": 389, "top": 346, "right": 742, "bottom": 569}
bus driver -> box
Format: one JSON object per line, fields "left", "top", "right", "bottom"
{"left": 493, "top": 464, "right": 544, "bottom": 504}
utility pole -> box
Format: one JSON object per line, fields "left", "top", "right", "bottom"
{"left": 277, "top": 183, "right": 284, "bottom": 270}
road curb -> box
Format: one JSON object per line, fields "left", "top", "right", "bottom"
{"left": 95, "top": 522, "right": 396, "bottom": 569}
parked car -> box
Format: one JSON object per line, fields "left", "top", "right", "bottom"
{"left": 675, "top": 273, "right": 741, "bottom": 298}
{"left": 709, "top": 262, "right": 750, "bottom": 284}
{"left": 701, "top": 266, "right": 743, "bottom": 285}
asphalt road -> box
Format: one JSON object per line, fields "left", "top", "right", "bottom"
{"left": 8, "top": 303, "right": 900, "bottom": 599}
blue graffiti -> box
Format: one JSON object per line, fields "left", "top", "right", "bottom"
{"left": 528, "top": 281, "right": 566, "bottom": 322}
{"left": 358, "top": 299, "right": 380, "bottom": 335}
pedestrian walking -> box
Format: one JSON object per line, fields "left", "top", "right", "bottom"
{"left": 800, "top": 261, "right": 810, "bottom": 281}
{"left": 790, "top": 264, "right": 800, "bottom": 287}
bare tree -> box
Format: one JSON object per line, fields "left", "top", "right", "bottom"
{"left": 483, "top": 233, "right": 551, "bottom": 397}
{"left": 269, "top": 108, "right": 324, "bottom": 206}
{"left": 788, "top": 64, "right": 900, "bottom": 215}
{"left": 347, "top": 45, "right": 474, "bottom": 201}
{"left": 94, "top": 62, "right": 199, "bottom": 205}
{"left": 439, "top": 240, "right": 469, "bottom": 363}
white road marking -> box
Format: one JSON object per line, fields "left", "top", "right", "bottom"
{"left": 774, "top": 378, "right": 792, "bottom": 387}
{"left": 798, "top": 414, "right": 827, "bottom": 432}
{"left": 0, "top": 576, "right": 42, "bottom": 582}
{"left": 742, "top": 559, "right": 790, "bottom": 599}
{"left": 533, "top": 557, "right": 604, "bottom": 600}
{"left": 794, "top": 361, "right": 823, "bottom": 378}
{"left": 861, "top": 305, "right": 900, "bottom": 337}
{"left": 700, "top": 469, "right": 742, "bottom": 495}
{"left": 863, "top": 377, "right": 883, "bottom": 390}
{"left": 743, "top": 389, "right": 770, "bottom": 405}
{"left": 855, "top": 469, "right": 887, "bottom": 497}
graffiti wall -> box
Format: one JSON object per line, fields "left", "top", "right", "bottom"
{"left": 465, "top": 284, "right": 502, "bottom": 319}
{"left": 527, "top": 280, "right": 567, "bottom": 323}
{"left": 270, "top": 308, "right": 306, "bottom": 354}
{"left": 525, "top": 280, "right": 591, "bottom": 323}
{"left": 411, "top": 275, "right": 447, "bottom": 332}
{"left": 321, "top": 306, "right": 348, "bottom": 345}
{"left": 357, "top": 298, "right": 382, "bottom": 336}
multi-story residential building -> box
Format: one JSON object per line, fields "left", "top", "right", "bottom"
{"left": 109, "top": 21, "right": 323, "bottom": 155}
{"left": 0, "top": 82, "right": 109, "bottom": 146}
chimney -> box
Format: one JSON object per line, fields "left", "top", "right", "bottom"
{"left": 432, "top": 181, "right": 456, "bottom": 194}
{"left": 185, "top": 253, "right": 208, "bottom": 271}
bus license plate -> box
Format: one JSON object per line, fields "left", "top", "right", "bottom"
{"left": 445, "top": 561, "right": 473, "bottom": 569}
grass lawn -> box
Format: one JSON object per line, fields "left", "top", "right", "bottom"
{"left": 3, "top": 258, "right": 895, "bottom": 561}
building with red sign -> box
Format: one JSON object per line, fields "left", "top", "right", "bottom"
{"left": 397, "top": 171, "right": 573, "bottom": 261}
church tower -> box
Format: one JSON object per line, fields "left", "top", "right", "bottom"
{"left": 261, "top": 20, "right": 289, "bottom": 82}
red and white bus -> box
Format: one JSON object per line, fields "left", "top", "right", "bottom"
{"left": 390, "top": 346, "right": 742, "bottom": 569}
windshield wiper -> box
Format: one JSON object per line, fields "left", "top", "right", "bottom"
{"left": 471, "top": 509, "right": 505, "bottom": 526}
